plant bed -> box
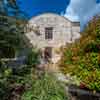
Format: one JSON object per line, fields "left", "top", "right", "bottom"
{"left": 58, "top": 16, "right": 100, "bottom": 100}
{"left": 68, "top": 84, "right": 100, "bottom": 100}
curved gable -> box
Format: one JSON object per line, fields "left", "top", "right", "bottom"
{"left": 25, "top": 12, "right": 80, "bottom": 50}
{"left": 29, "top": 13, "right": 71, "bottom": 24}
{"left": 28, "top": 13, "right": 74, "bottom": 30}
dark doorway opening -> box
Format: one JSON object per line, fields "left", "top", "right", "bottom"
{"left": 44, "top": 47, "right": 52, "bottom": 63}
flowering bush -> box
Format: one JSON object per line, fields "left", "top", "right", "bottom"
{"left": 59, "top": 15, "right": 100, "bottom": 91}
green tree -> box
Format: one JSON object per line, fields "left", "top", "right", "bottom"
{"left": 0, "top": 15, "right": 27, "bottom": 58}
{"left": 0, "top": 0, "right": 28, "bottom": 19}
{"left": 59, "top": 15, "right": 100, "bottom": 91}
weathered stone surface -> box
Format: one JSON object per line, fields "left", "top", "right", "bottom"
{"left": 25, "top": 13, "right": 80, "bottom": 63}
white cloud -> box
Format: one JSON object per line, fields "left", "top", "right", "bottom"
{"left": 63, "top": 0, "right": 100, "bottom": 30}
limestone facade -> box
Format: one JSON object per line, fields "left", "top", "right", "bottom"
{"left": 25, "top": 13, "right": 80, "bottom": 63}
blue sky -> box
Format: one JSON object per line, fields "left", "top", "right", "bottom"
{"left": 15, "top": 0, "right": 100, "bottom": 29}
{"left": 17, "top": 0, "right": 70, "bottom": 18}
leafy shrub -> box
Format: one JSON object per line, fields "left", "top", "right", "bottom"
{"left": 0, "top": 60, "right": 13, "bottom": 100}
{"left": 21, "top": 72, "right": 68, "bottom": 100}
{"left": 0, "top": 15, "right": 26, "bottom": 58}
{"left": 0, "top": 46, "right": 40, "bottom": 100}
{"left": 26, "top": 49, "right": 40, "bottom": 66}
{"left": 0, "top": 60, "right": 30, "bottom": 100}
{"left": 59, "top": 15, "right": 100, "bottom": 91}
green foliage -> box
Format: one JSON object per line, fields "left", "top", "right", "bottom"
{"left": 0, "top": 0, "right": 28, "bottom": 19}
{"left": 59, "top": 15, "right": 100, "bottom": 91}
{"left": 0, "top": 15, "right": 40, "bottom": 97}
{"left": 0, "top": 60, "right": 13, "bottom": 100}
{"left": 0, "top": 51, "right": 67, "bottom": 100}
{"left": 22, "top": 72, "right": 68, "bottom": 100}
{"left": 0, "top": 47, "right": 40, "bottom": 100}
{"left": 0, "top": 15, "right": 26, "bottom": 58}
{"left": 26, "top": 49, "right": 40, "bottom": 66}
{"left": 0, "top": 59, "right": 32, "bottom": 100}
{"left": 0, "top": 15, "right": 41, "bottom": 100}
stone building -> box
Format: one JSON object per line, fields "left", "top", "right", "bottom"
{"left": 25, "top": 13, "right": 80, "bottom": 63}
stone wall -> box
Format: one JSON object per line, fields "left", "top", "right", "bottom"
{"left": 25, "top": 13, "right": 80, "bottom": 48}
{"left": 25, "top": 13, "right": 80, "bottom": 63}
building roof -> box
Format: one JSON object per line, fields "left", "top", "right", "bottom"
{"left": 29, "top": 12, "right": 80, "bottom": 24}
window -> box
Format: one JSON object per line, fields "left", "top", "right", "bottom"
{"left": 45, "top": 27, "right": 53, "bottom": 39}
